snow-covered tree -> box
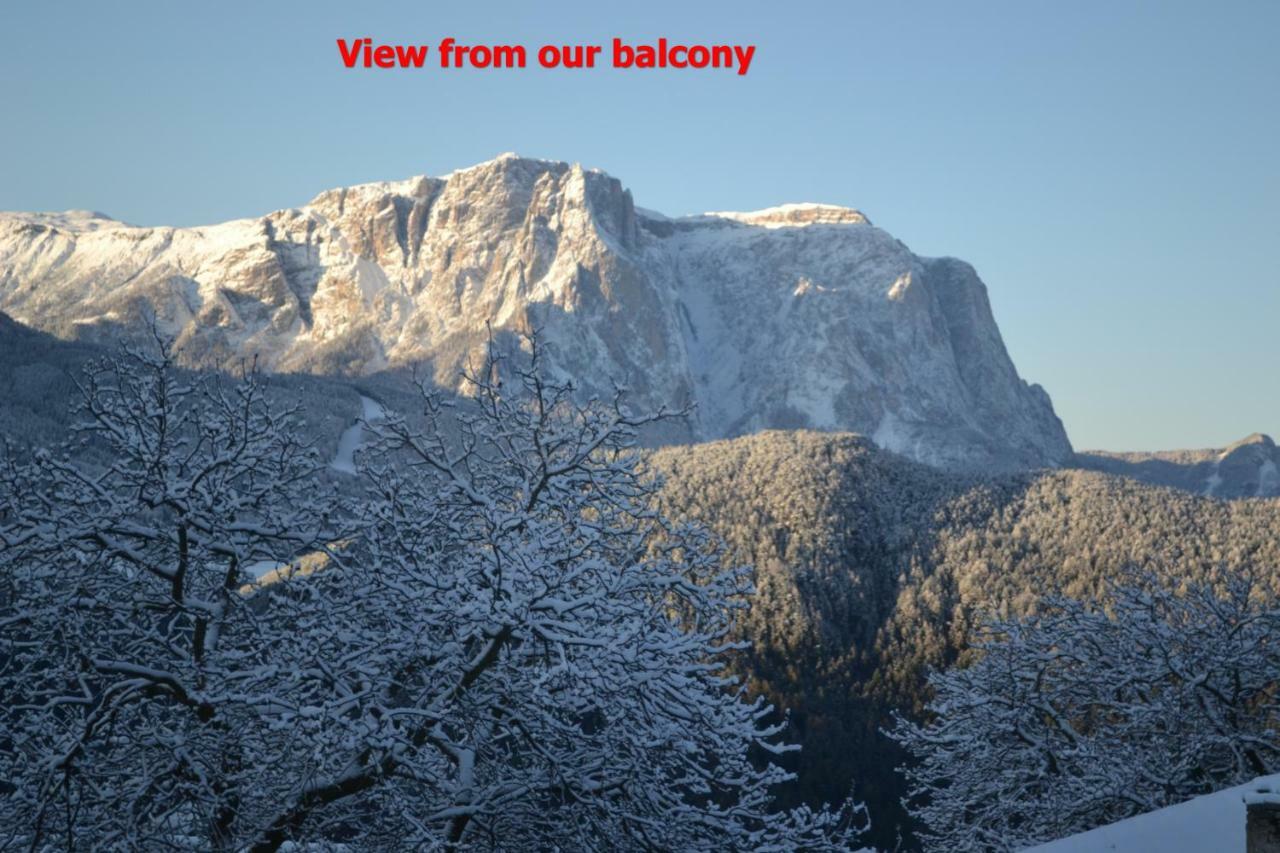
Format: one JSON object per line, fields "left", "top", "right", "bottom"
{"left": 0, "top": 340, "right": 339, "bottom": 849}
{"left": 1, "top": 335, "right": 865, "bottom": 850}
{"left": 889, "top": 573, "right": 1280, "bottom": 851}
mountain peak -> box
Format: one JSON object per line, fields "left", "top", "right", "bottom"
{"left": 1225, "top": 432, "right": 1275, "bottom": 452}
{"left": 703, "top": 203, "right": 871, "bottom": 228}
{"left": 0, "top": 156, "right": 1071, "bottom": 471}
{"left": 0, "top": 209, "right": 124, "bottom": 233}
{"left": 439, "top": 151, "right": 568, "bottom": 179}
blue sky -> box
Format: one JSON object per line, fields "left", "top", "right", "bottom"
{"left": 3, "top": 0, "right": 1277, "bottom": 451}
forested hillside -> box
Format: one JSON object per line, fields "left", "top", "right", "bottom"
{"left": 650, "top": 432, "right": 1280, "bottom": 845}
{"left": 1, "top": 313, "right": 366, "bottom": 467}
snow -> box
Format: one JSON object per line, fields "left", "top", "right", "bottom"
{"left": 873, "top": 411, "right": 925, "bottom": 459}
{"left": 0, "top": 153, "right": 1071, "bottom": 471}
{"left": 1204, "top": 462, "right": 1223, "bottom": 497}
{"left": 1245, "top": 774, "right": 1280, "bottom": 806}
{"left": 330, "top": 394, "right": 386, "bottom": 474}
{"left": 437, "top": 151, "right": 563, "bottom": 180}
{"left": 1258, "top": 458, "right": 1279, "bottom": 497}
{"left": 634, "top": 206, "right": 672, "bottom": 222}
{"left": 243, "top": 560, "right": 289, "bottom": 581}
{"left": 331, "top": 422, "right": 361, "bottom": 474}
{"left": 0, "top": 209, "right": 126, "bottom": 231}
{"left": 701, "top": 203, "right": 870, "bottom": 228}
{"left": 1027, "top": 780, "right": 1252, "bottom": 852}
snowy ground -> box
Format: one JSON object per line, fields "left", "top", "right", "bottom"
{"left": 330, "top": 394, "right": 386, "bottom": 474}
{"left": 1026, "top": 781, "right": 1252, "bottom": 852}
{"left": 240, "top": 395, "right": 385, "bottom": 581}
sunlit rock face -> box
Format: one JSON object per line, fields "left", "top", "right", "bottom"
{"left": 0, "top": 154, "right": 1071, "bottom": 471}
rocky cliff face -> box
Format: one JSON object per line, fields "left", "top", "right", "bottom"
{"left": 0, "top": 154, "right": 1072, "bottom": 470}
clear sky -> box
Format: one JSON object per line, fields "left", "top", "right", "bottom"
{"left": 3, "top": 0, "right": 1277, "bottom": 451}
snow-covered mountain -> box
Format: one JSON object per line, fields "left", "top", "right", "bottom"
{"left": 1078, "top": 432, "right": 1280, "bottom": 499}
{"left": 0, "top": 153, "right": 1071, "bottom": 470}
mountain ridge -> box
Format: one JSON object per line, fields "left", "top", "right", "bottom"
{"left": 0, "top": 153, "right": 1070, "bottom": 471}
{"left": 1077, "top": 432, "right": 1280, "bottom": 498}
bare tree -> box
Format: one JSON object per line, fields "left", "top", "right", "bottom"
{"left": 0, "top": 339, "right": 337, "bottom": 849}
{"left": 1, "top": 335, "right": 865, "bottom": 850}
{"left": 889, "top": 572, "right": 1280, "bottom": 851}
{"left": 240, "top": 336, "right": 864, "bottom": 850}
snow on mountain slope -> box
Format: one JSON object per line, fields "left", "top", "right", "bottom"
{"left": 1077, "top": 432, "right": 1280, "bottom": 499}
{"left": 331, "top": 394, "right": 387, "bottom": 474}
{"left": 0, "top": 153, "right": 1071, "bottom": 470}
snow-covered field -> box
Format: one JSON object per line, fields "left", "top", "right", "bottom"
{"left": 330, "top": 394, "right": 385, "bottom": 474}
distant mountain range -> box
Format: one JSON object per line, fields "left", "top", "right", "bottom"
{"left": 0, "top": 153, "right": 1072, "bottom": 471}
{"left": 1076, "top": 433, "right": 1280, "bottom": 498}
